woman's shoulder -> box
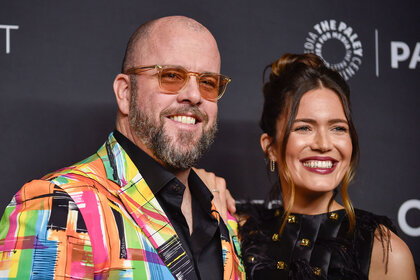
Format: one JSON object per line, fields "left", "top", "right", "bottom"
{"left": 354, "top": 209, "right": 417, "bottom": 279}
{"left": 369, "top": 225, "right": 417, "bottom": 279}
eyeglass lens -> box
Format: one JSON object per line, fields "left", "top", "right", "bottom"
{"left": 159, "top": 67, "right": 227, "bottom": 100}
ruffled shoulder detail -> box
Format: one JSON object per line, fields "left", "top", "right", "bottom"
{"left": 354, "top": 208, "right": 396, "bottom": 233}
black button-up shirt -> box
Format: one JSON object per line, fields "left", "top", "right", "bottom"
{"left": 114, "top": 130, "right": 223, "bottom": 280}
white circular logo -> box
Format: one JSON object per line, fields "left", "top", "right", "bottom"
{"left": 398, "top": 199, "right": 420, "bottom": 237}
{"left": 304, "top": 20, "right": 363, "bottom": 80}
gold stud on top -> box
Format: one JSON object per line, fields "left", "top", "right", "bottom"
{"left": 313, "top": 267, "right": 321, "bottom": 276}
{"left": 247, "top": 255, "right": 255, "bottom": 263}
{"left": 272, "top": 233, "right": 279, "bottom": 241}
{"left": 300, "top": 238, "right": 310, "bottom": 247}
{"left": 329, "top": 212, "right": 339, "bottom": 220}
{"left": 277, "top": 261, "right": 286, "bottom": 270}
{"left": 287, "top": 215, "right": 296, "bottom": 223}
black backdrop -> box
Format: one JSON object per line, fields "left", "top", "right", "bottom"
{"left": 1, "top": 0, "right": 419, "bottom": 270}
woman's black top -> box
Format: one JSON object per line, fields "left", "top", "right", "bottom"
{"left": 239, "top": 205, "right": 396, "bottom": 280}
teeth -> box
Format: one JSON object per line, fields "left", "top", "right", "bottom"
{"left": 171, "top": 115, "right": 196, "bottom": 125}
{"left": 303, "top": 160, "right": 333, "bottom": 169}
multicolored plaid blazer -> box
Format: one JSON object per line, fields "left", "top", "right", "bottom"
{"left": 0, "top": 133, "right": 245, "bottom": 279}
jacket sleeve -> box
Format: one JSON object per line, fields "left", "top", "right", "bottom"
{"left": 0, "top": 180, "right": 94, "bottom": 279}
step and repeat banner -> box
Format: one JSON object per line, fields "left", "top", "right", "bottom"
{"left": 1, "top": 0, "right": 419, "bottom": 268}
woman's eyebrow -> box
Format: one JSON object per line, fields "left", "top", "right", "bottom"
{"left": 294, "top": 118, "right": 316, "bottom": 124}
{"left": 328, "top": 119, "right": 348, "bottom": 124}
{"left": 294, "top": 118, "right": 348, "bottom": 124}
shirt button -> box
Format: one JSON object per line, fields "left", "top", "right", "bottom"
{"left": 247, "top": 255, "right": 255, "bottom": 263}
{"left": 172, "top": 184, "right": 182, "bottom": 192}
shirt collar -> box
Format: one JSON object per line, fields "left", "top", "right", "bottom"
{"left": 113, "top": 130, "right": 175, "bottom": 194}
{"left": 188, "top": 170, "right": 214, "bottom": 209}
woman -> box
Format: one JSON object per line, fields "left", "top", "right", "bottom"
{"left": 235, "top": 53, "right": 416, "bottom": 279}
{"left": 197, "top": 53, "right": 416, "bottom": 279}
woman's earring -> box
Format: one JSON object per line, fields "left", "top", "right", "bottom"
{"left": 270, "top": 160, "right": 276, "bottom": 172}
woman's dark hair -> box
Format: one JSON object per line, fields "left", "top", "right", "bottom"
{"left": 260, "top": 53, "right": 359, "bottom": 234}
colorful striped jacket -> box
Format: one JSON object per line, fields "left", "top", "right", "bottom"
{"left": 0, "top": 133, "right": 245, "bottom": 279}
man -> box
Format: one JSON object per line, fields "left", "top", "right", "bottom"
{"left": 0, "top": 16, "right": 244, "bottom": 279}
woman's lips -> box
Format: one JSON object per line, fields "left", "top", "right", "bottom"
{"left": 300, "top": 156, "right": 338, "bottom": 174}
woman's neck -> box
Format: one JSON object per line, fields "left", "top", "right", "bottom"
{"left": 283, "top": 189, "right": 343, "bottom": 215}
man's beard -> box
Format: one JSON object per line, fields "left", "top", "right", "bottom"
{"left": 128, "top": 80, "right": 217, "bottom": 170}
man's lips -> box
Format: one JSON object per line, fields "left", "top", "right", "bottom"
{"left": 300, "top": 156, "right": 338, "bottom": 174}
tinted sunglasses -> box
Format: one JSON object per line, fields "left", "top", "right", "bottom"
{"left": 124, "top": 65, "right": 231, "bottom": 101}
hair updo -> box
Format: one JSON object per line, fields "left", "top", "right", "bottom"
{"left": 260, "top": 53, "right": 359, "bottom": 233}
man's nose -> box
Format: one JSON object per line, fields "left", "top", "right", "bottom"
{"left": 176, "top": 75, "right": 202, "bottom": 105}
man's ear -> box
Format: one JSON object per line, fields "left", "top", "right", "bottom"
{"left": 260, "top": 133, "right": 278, "bottom": 162}
{"left": 113, "top": 74, "right": 131, "bottom": 116}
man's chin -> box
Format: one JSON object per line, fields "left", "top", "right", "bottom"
{"left": 156, "top": 146, "right": 201, "bottom": 170}
{"left": 169, "top": 141, "right": 200, "bottom": 156}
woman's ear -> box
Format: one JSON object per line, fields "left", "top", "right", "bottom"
{"left": 113, "top": 73, "right": 131, "bottom": 116}
{"left": 260, "top": 133, "right": 278, "bottom": 162}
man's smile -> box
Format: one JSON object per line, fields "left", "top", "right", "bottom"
{"left": 169, "top": 115, "right": 199, "bottom": 125}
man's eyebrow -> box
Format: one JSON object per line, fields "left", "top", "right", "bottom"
{"left": 294, "top": 118, "right": 348, "bottom": 124}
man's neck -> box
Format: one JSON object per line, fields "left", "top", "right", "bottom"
{"left": 172, "top": 169, "right": 191, "bottom": 187}
{"left": 116, "top": 123, "right": 192, "bottom": 186}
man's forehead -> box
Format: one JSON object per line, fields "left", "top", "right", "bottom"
{"left": 134, "top": 26, "right": 221, "bottom": 71}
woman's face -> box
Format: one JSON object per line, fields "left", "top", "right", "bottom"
{"left": 277, "top": 87, "right": 353, "bottom": 195}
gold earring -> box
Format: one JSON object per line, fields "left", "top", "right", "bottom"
{"left": 270, "top": 160, "right": 276, "bottom": 172}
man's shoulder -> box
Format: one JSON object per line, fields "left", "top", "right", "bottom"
{"left": 46, "top": 152, "right": 107, "bottom": 185}
{"left": 15, "top": 151, "right": 110, "bottom": 202}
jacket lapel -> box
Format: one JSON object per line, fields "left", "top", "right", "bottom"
{"left": 98, "top": 134, "right": 197, "bottom": 279}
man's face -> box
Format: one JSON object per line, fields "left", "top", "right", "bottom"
{"left": 128, "top": 28, "right": 220, "bottom": 170}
